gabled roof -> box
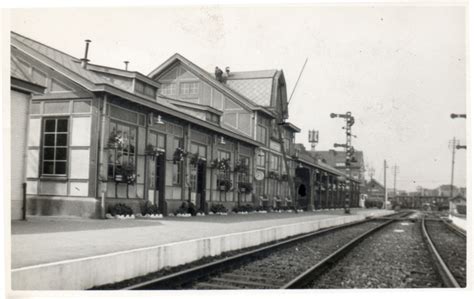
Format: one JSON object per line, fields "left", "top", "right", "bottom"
{"left": 294, "top": 144, "right": 348, "bottom": 178}
{"left": 367, "top": 178, "right": 384, "bottom": 189}
{"left": 11, "top": 56, "right": 46, "bottom": 94}
{"left": 10, "top": 32, "right": 261, "bottom": 148}
{"left": 11, "top": 31, "right": 107, "bottom": 89}
{"left": 226, "top": 69, "right": 278, "bottom": 107}
{"left": 148, "top": 53, "right": 276, "bottom": 118}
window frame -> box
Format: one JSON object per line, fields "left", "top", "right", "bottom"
{"left": 107, "top": 120, "right": 138, "bottom": 180}
{"left": 40, "top": 117, "right": 70, "bottom": 177}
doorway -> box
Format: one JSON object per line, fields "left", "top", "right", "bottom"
{"left": 155, "top": 154, "right": 166, "bottom": 214}
{"left": 196, "top": 162, "right": 206, "bottom": 212}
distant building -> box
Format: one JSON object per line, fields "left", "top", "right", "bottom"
{"left": 364, "top": 178, "right": 385, "bottom": 203}
{"left": 314, "top": 150, "right": 365, "bottom": 183}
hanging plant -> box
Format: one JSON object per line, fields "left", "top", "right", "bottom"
{"left": 189, "top": 152, "right": 206, "bottom": 166}
{"left": 217, "top": 178, "right": 232, "bottom": 192}
{"left": 209, "top": 158, "right": 219, "bottom": 169}
{"left": 173, "top": 147, "right": 187, "bottom": 164}
{"left": 234, "top": 159, "right": 249, "bottom": 174}
{"left": 268, "top": 171, "right": 280, "bottom": 180}
{"left": 238, "top": 182, "right": 253, "bottom": 194}
{"left": 108, "top": 131, "right": 124, "bottom": 149}
{"left": 114, "top": 161, "right": 136, "bottom": 185}
{"left": 145, "top": 144, "right": 165, "bottom": 157}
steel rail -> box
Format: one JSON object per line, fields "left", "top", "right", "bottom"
{"left": 421, "top": 217, "right": 461, "bottom": 288}
{"left": 441, "top": 219, "right": 466, "bottom": 239}
{"left": 124, "top": 212, "right": 405, "bottom": 290}
{"left": 282, "top": 211, "right": 412, "bottom": 288}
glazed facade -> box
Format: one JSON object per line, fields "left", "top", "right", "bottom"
{"left": 11, "top": 32, "right": 360, "bottom": 218}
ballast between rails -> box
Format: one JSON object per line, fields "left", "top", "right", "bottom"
{"left": 282, "top": 211, "right": 413, "bottom": 289}
{"left": 124, "top": 212, "right": 408, "bottom": 290}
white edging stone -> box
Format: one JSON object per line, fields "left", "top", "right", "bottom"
{"left": 12, "top": 210, "right": 394, "bottom": 290}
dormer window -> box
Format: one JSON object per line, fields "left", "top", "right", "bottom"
{"left": 205, "top": 112, "right": 220, "bottom": 124}
{"left": 135, "top": 80, "right": 156, "bottom": 98}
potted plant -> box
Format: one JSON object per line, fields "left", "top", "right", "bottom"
{"left": 145, "top": 144, "right": 165, "bottom": 159}
{"left": 108, "top": 131, "right": 124, "bottom": 149}
{"left": 173, "top": 147, "right": 187, "bottom": 164}
{"left": 189, "top": 152, "right": 206, "bottom": 167}
{"left": 217, "top": 178, "right": 232, "bottom": 192}
{"left": 268, "top": 171, "right": 280, "bottom": 180}
{"left": 238, "top": 182, "right": 253, "bottom": 194}
{"left": 234, "top": 159, "right": 249, "bottom": 174}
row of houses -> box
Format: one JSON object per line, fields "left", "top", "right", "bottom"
{"left": 10, "top": 32, "right": 361, "bottom": 219}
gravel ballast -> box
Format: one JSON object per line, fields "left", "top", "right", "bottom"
{"left": 191, "top": 221, "right": 384, "bottom": 289}
{"left": 308, "top": 220, "right": 443, "bottom": 288}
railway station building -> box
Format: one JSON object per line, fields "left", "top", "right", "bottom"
{"left": 10, "top": 32, "right": 361, "bottom": 219}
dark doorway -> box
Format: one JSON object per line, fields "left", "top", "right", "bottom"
{"left": 196, "top": 163, "right": 206, "bottom": 212}
{"left": 155, "top": 155, "right": 166, "bottom": 214}
{"left": 298, "top": 184, "right": 307, "bottom": 209}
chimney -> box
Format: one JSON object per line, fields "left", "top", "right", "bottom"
{"left": 222, "top": 66, "right": 229, "bottom": 84}
{"left": 80, "top": 39, "right": 91, "bottom": 69}
{"left": 214, "top": 66, "right": 223, "bottom": 82}
{"left": 124, "top": 61, "right": 129, "bottom": 71}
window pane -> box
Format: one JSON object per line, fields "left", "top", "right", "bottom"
{"left": 44, "top": 148, "right": 54, "bottom": 160}
{"left": 44, "top": 134, "right": 55, "bottom": 146}
{"left": 55, "top": 148, "right": 67, "bottom": 160}
{"left": 56, "top": 134, "right": 68, "bottom": 146}
{"left": 45, "top": 120, "right": 56, "bottom": 132}
{"left": 157, "top": 135, "right": 165, "bottom": 149}
{"left": 55, "top": 162, "right": 66, "bottom": 175}
{"left": 57, "top": 119, "right": 68, "bottom": 132}
{"left": 43, "top": 162, "right": 54, "bottom": 174}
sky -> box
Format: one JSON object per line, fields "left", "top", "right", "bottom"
{"left": 8, "top": 4, "right": 467, "bottom": 192}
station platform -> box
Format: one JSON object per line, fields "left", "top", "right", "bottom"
{"left": 10, "top": 208, "right": 393, "bottom": 290}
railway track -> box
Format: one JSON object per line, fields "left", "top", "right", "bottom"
{"left": 125, "top": 211, "right": 411, "bottom": 290}
{"left": 422, "top": 215, "right": 466, "bottom": 288}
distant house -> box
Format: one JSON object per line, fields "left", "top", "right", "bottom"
{"left": 365, "top": 178, "right": 385, "bottom": 204}
{"left": 315, "top": 150, "right": 365, "bottom": 183}
{"left": 449, "top": 195, "right": 466, "bottom": 217}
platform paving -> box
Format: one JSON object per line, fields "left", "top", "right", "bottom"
{"left": 10, "top": 208, "right": 393, "bottom": 290}
{"left": 11, "top": 208, "right": 386, "bottom": 269}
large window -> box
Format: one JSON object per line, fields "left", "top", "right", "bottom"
{"left": 218, "top": 150, "right": 231, "bottom": 161}
{"left": 255, "top": 179, "right": 265, "bottom": 196}
{"left": 270, "top": 154, "right": 281, "bottom": 171}
{"left": 172, "top": 137, "right": 183, "bottom": 185}
{"left": 190, "top": 142, "right": 207, "bottom": 158}
{"left": 256, "top": 125, "right": 267, "bottom": 144}
{"left": 42, "top": 118, "right": 69, "bottom": 175}
{"left": 107, "top": 121, "right": 137, "bottom": 179}
{"left": 256, "top": 151, "right": 266, "bottom": 168}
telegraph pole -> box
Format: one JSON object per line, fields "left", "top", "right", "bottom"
{"left": 383, "top": 160, "right": 388, "bottom": 209}
{"left": 448, "top": 137, "right": 459, "bottom": 197}
{"left": 392, "top": 165, "right": 399, "bottom": 198}
{"left": 330, "top": 112, "right": 356, "bottom": 214}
